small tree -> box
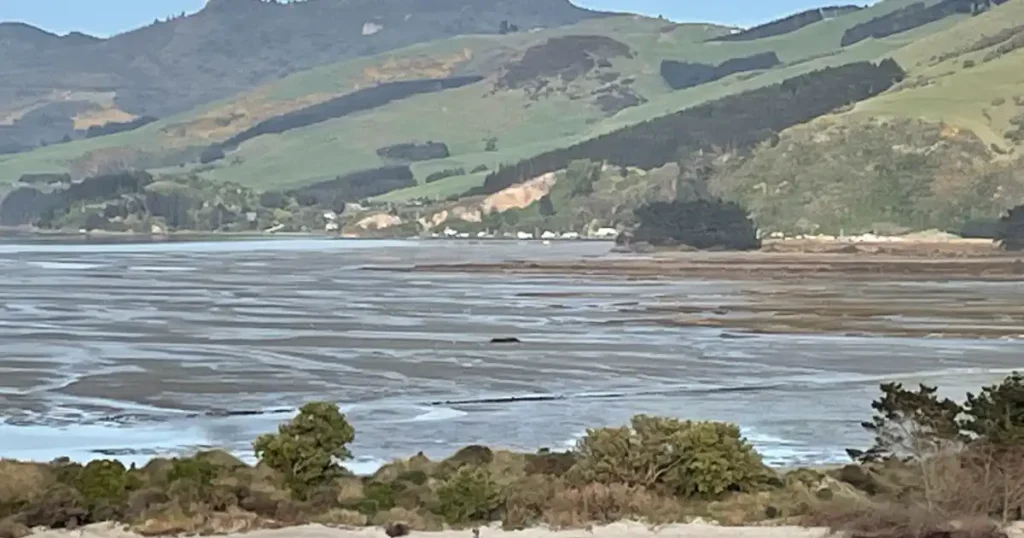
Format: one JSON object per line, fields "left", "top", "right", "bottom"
{"left": 852, "top": 382, "right": 962, "bottom": 510}
{"left": 855, "top": 382, "right": 963, "bottom": 462}
{"left": 961, "top": 372, "right": 1024, "bottom": 446}
{"left": 253, "top": 402, "right": 355, "bottom": 498}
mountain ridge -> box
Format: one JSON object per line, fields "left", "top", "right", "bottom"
{"left": 0, "top": 0, "right": 610, "bottom": 153}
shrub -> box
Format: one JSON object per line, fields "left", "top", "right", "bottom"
{"left": 71, "top": 460, "right": 131, "bottom": 521}
{"left": 436, "top": 467, "right": 502, "bottom": 525}
{"left": 501, "top": 474, "right": 559, "bottom": 529}
{"left": 524, "top": 451, "right": 577, "bottom": 476}
{"left": 424, "top": 167, "right": 465, "bottom": 184}
{"left": 20, "top": 484, "right": 86, "bottom": 528}
{"left": 571, "top": 415, "right": 770, "bottom": 499}
{"left": 360, "top": 481, "right": 399, "bottom": 516}
{"left": 445, "top": 446, "right": 494, "bottom": 469}
{"left": 631, "top": 199, "right": 760, "bottom": 250}
{"left": 253, "top": 402, "right": 355, "bottom": 499}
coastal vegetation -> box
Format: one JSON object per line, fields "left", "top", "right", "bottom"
{"left": 2, "top": 373, "right": 1024, "bottom": 537}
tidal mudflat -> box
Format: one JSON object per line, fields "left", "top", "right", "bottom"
{"left": 0, "top": 238, "right": 1020, "bottom": 471}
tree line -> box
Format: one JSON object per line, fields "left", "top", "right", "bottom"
{"left": 204, "top": 76, "right": 484, "bottom": 162}
{"left": 707, "top": 5, "right": 862, "bottom": 42}
{"left": 840, "top": 0, "right": 985, "bottom": 47}
{"left": 660, "top": 52, "right": 780, "bottom": 91}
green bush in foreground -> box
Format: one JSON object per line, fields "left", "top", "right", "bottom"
{"left": 437, "top": 467, "right": 502, "bottom": 524}
{"left": 253, "top": 402, "right": 355, "bottom": 499}
{"left": 571, "top": 415, "right": 770, "bottom": 498}
{"left": 4, "top": 374, "right": 1024, "bottom": 536}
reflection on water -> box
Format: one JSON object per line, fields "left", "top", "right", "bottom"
{"left": 0, "top": 237, "right": 1021, "bottom": 471}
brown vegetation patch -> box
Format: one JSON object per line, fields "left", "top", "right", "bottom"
{"left": 72, "top": 105, "right": 136, "bottom": 131}
{"left": 160, "top": 89, "right": 337, "bottom": 141}
{"left": 361, "top": 48, "right": 474, "bottom": 85}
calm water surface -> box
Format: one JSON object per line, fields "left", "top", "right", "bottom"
{"left": 0, "top": 237, "right": 1021, "bottom": 471}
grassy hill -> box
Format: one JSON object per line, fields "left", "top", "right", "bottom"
{"left": 0, "top": 0, "right": 966, "bottom": 200}
{"left": 7, "top": 0, "right": 1024, "bottom": 240}
{"left": 844, "top": 0, "right": 1024, "bottom": 151}
{"left": 705, "top": 0, "right": 1024, "bottom": 235}
{"left": 0, "top": 0, "right": 606, "bottom": 152}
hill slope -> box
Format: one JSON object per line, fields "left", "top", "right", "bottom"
{"left": 0, "top": 0, "right": 966, "bottom": 196}
{"left": 0, "top": 0, "right": 606, "bottom": 152}
{"left": 708, "top": 0, "right": 1024, "bottom": 235}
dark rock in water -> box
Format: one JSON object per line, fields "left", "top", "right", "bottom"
{"left": 490, "top": 337, "right": 521, "bottom": 344}
{"left": 385, "top": 522, "right": 411, "bottom": 537}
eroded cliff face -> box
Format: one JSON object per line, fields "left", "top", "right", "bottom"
{"left": 419, "top": 172, "right": 558, "bottom": 230}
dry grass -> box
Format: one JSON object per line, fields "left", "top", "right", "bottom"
{"left": 541, "top": 483, "right": 688, "bottom": 529}
{"left": 805, "top": 447, "right": 1024, "bottom": 538}
{"left": 805, "top": 500, "right": 1005, "bottom": 538}
{"left": 312, "top": 508, "right": 367, "bottom": 528}
{"left": 0, "top": 460, "right": 54, "bottom": 509}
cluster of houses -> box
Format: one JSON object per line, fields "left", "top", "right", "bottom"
{"left": 435, "top": 227, "right": 620, "bottom": 241}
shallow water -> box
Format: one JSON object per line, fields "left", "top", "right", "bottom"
{"left": 0, "top": 237, "right": 1021, "bottom": 472}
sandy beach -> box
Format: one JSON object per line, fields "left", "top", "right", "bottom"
{"left": 26, "top": 522, "right": 833, "bottom": 538}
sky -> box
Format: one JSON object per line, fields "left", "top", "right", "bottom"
{"left": 0, "top": 0, "right": 864, "bottom": 37}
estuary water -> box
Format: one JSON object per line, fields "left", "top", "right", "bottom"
{"left": 0, "top": 237, "right": 1021, "bottom": 472}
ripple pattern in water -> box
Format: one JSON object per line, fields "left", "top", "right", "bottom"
{"left": 1, "top": 238, "right": 1021, "bottom": 470}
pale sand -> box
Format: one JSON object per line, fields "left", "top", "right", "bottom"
{"left": 29, "top": 522, "right": 832, "bottom": 538}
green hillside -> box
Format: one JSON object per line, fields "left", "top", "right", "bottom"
{"left": 705, "top": 0, "right": 1024, "bottom": 235}
{"left": 844, "top": 0, "right": 1024, "bottom": 151}
{"left": 0, "top": 0, "right": 963, "bottom": 199}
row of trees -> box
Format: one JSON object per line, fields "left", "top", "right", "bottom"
{"left": 708, "top": 4, "right": 862, "bottom": 42}
{"left": 203, "top": 75, "right": 483, "bottom": 163}
{"left": 286, "top": 165, "right": 416, "bottom": 208}
{"left": 841, "top": 0, "right": 980, "bottom": 47}
{"left": 659, "top": 52, "right": 780, "bottom": 91}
